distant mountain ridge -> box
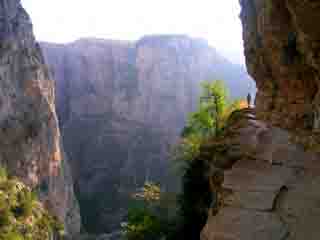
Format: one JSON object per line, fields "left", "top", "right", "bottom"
{"left": 41, "top": 35, "right": 255, "bottom": 233}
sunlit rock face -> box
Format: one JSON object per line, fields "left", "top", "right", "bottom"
{"left": 240, "top": 0, "right": 320, "bottom": 130}
{"left": 0, "top": 0, "right": 80, "bottom": 235}
{"left": 41, "top": 35, "right": 254, "bottom": 233}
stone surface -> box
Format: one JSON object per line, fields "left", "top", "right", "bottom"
{"left": 41, "top": 36, "right": 254, "bottom": 233}
{"left": 240, "top": 0, "right": 320, "bottom": 130}
{"left": 201, "top": 208, "right": 288, "bottom": 240}
{"left": 201, "top": 110, "right": 320, "bottom": 240}
{"left": 0, "top": 0, "right": 80, "bottom": 235}
{"left": 202, "top": 0, "right": 320, "bottom": 238}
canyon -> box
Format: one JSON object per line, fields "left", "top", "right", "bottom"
{"left": 2, "top": 0, "right": 320, "bottom": 239}
{"left": 41, "top": 37, "right": 254, "bottom": 233}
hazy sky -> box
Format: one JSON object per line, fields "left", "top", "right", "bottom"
{"left": 21, "top": 0, "right": 245, "bottom": 64}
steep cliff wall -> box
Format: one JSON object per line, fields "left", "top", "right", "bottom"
{"left": 42, "top": 36, "right": 253, "bottom": 131}
{"left": 240, "top": 0, "right": 320, "bottom": 129}
{"left": 41, "top": 36, "right": 254, "bottom": 233}
{"left": 201, "top": 1, "right": 320, "bottom": 239}
{"left": 0, "top": 0, "right": 80, "bottom": 235}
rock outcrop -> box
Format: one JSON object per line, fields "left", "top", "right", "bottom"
{"left": 240, "top": 0, "right": 320, "bottom": 130}
{"left": 201, "top": 0, "right": 320, "bottom": 239}
{"left": 0, "top": 0, "right": 80, "bottom": 235}
{"left": 41, "top": 36, "right": 254, "bottom": 233}
{"left": 201, "top": 109, "right": 320, "bottom": 240}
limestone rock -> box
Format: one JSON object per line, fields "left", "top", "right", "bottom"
{"left": 201, "top": 0, "right": 320, "bottom": 238}
{"left": 0, "top": 0, "right": 80, "bottom": 235}
{"left": 201, "top": 110, "right": 320, "bottom": 240}
{"left": 202, "top": 208, "right": 288, "bottom": 240}
{"left": 240, "top": 0, "right": 320, "bottom": 130}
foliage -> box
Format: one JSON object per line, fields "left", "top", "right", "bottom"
{"left": 172, "top": 80, "right": 243, "bottom": 172}
{"left": 171, "top": 134, "right": 203, "bottom": 174}
{"left": 12, "top": 189, "right": 37, "bottom": 219}
{"left": 123, "top": 81, "right": 245, "bottom": 240}
{"left": 171, "top": 81, "right": 245, "bottom": 239}
{"left": 123, "top": 182, "right": 179, "bottom": 240}
{"left": 133, "top": 182, "right": 161, "bottom": 203}
{"left": 124, "top": 207, "right": 163, "bottom": 240}
{"left": 1, "top": 232, "right": 23, "bottom": 240}
{"left": 0, "top": 168, "right": 7, "bottom": 183}
{"left": 183, "top": 80, "right": 241, "bottom": 138}
{"left": 0, "top": 167, "right": 64, "bottom": 240}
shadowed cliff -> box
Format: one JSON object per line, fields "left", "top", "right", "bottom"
{"left": 0, "top": 0, "right": 80, "bottom": 235}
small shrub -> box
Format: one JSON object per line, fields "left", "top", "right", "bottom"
{"left": 0, "top": 177, "right": 64, "bottom": 240}
{"left": 0, "top": 207, "right": 12, "bottom": 227}
{"left": 0, "top": 232, "right": 23, "bottom": 240}
{"left": 123, "top": 182, "right": 180, "bottom": 240}
{"left": 0, "top": 168, "right": 7, "bottom": 183}
{"left": 12, "top": 189, "right": 35, "bottom": 219}
{"left": 124, "top": 207, "right": 164, "bottom": 240}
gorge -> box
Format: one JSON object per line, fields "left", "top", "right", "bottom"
{"left": 41, "top": 36, "right": 254, "bottom": 233}
{"left": 1, "top": 0, "right": 320, "bottom": 239}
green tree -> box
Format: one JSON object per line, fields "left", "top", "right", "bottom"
{"left": 172, "top": 80, "right": 243, "bottom": 239}
{"left": 174, "top": 80, "right": 242, "bottom": 172}
{"left": 200, "top": 80, "right": 228, "bottom": 137}
{"left": 183, "top": 80, "right": 236, "bottom": 138}
{"left": 123, "top": 182, "right": 179, "bottom": 240}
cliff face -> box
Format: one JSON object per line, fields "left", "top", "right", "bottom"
{"left": 0, "top": 0, "right": 80, "bottom": 235}
{"left": 240, "top": 0, "right": 320, "bottom": 130}
{"left": 201, "top": 109, "right": 320, "bottom": 240}
{"left": 201, "top": 1, "right": 320, "bottom": 239}
{"left": 41, "top": 36, "right": 254, "bottom": 233}
{"left": 42, "top": 36, "right": 253, "bottom": 131}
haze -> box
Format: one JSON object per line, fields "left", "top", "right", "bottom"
{"left": 22, "top": 0, "right": 245, "bottom": 64}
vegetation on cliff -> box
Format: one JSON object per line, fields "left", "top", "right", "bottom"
{"left": 173, "top": 80, "right": 245, "bottom": 170}
{"left": 122, "top": 182, "right": 179, "bottom": 240}
{"left": 173, "top": 81, "right": 244, "bottom": 239}
{"left": 0, "top": 168, "right": 64, "bottom": 240}
{"left": 123, "top": 81, "right": 244, "bottom": 240}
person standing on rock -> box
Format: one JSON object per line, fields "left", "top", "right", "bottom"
{"left": 247, "top": 93, "right": 252, "bottom": 108}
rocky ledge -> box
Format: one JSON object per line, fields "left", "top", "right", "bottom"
{"left": 201, "top": 109, "right": 320, "bottom": 240}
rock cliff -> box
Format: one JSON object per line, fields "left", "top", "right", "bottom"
{"left": 41, "top": 36, "right": 254, "bottom": 233}
{"left": 0, "top": 0, "right": 80, "bottom": 235}
{"left": 241, "top": 0, "right": 320, "bottom": 130}
{"left": 201, "top": 109, "right": 320, "bottom": 240}
{"left": 201, "top": 0, "right": 320, "bottom": 239}
{"left": 41, "top": 36, "right": 253, "bottom": 130}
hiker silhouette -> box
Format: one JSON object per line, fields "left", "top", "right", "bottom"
{"left": 247, "top": 93, "right": 252, "bottom": 108}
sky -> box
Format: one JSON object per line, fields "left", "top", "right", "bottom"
{"left": 21, "top": 0, "right": 245, "bottom": 64}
